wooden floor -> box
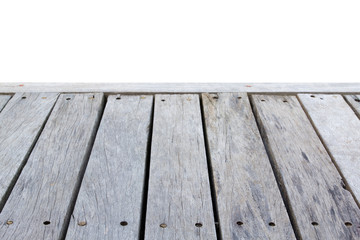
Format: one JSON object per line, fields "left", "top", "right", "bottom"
{"left": 0, "top": 91, "right": 359, "bottom": 240}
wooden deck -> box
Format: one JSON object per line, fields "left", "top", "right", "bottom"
{"left": 0, "top": 87, "right": 359, "bottom": 239}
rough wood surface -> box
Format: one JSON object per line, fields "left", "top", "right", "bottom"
{"left": 66, "top": 95, "right": 153, "bottom": 240}
{"left": 252, "top": 95, "right": 360, "bottom": 240}
{"left": 344, "top": 95, "right": 360, "bottom": 118}
{"left": 0, "top": 93, "right": 104, "bottom": 240}
{"left": 202, "top": 93, "right": 295, "bottom": 240}
{"left": 1, "top": 83, "right": 360, "bottom": 93}
{"left": 298, "top": 94, "right": 360, "bottom": 205}
{"left": 0, "top": 93, "right": 59, "bottom": 208}
{"left": 145, "top": 94, "right": 217, "bottom": 240}
{"left": 0, "top": 95, "right": 11, "bottom": 112}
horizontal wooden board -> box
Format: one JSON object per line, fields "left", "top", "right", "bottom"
{"left": 66, "top": 95, "right": 153, "bottom": 240}
{"left": 252, "top": 95, "right": 360, "bottom": 239}
{"left": 0, "top": 93, "right": 104, "bottom": 240}
{"left": 145, "top": 94, "right": 217, "bottom": 240}
{"left": 0, "top": 95, "right": 11, "bottom": 112}
{"left": 0, "top": 93, "right": 59, "bottom": 208}
{"left": 202, "top": 93, "right": 295, "bottom": 239}
{"left": 1, "top": 83, "right": 360, "bottom": 93}
{"left": 298, "top": 94, "right": 360, "bottom": 205}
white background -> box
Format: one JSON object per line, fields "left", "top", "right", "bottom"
{"left": 0, "top": 0, "right": 359, "bottom": 83}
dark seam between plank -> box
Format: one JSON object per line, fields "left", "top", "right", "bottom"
{"left": 59, "top": 94, "right": 107, "bottom": 240}
{"left": 139, "top": 95, "right": 155, "bottom": 240}
{"left": 0, "top": 94, "right": 60, "bottom": 213}
{"left": 199, "top": 94, "right": 222, "bottom": 240}
{"left": 297, "top": 94, "right": 360, "bottom": 208}
{"left": 343, "top": 95, "right": 360, "bottom": 120}
{"left": 248, "top": 94, "right": 303, "bottom": 240}
{"left": 0, "top": 95, "right": 12, "bottom": 113}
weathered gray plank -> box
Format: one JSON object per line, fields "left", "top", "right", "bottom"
{"left": 0, "top": 95, "right": 11, "bottom": 112}
{"left": 299, "top": 94, "right": 360, "bottom": 205}
{"left": 145, "top": 94, "right": 216, "bottom": 240}
{"left": 0, "top": 93, "right": 104, "bottom": 240}
{"left": 66, "top": 95, "right": 153, "bottom": 240}
{"left": 252, "top": 95, "right": 360, "bottom": 239}
{"left": 202, "top": 93, "right": 295, "bottom": 239}
{"left": 344, "top": 95, "right": 360, "bottom": 119}
{"left": 1, "top": 83, "right": 360, "bottom": 93}
{"left": 0, "top": 93, "right": 59, "bottom": 207}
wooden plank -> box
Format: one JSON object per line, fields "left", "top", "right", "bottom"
{"left": 344, "top": 95, "right": 360, "bottom": 118}
{"left": 66, "top": 95, "right": 153, "bottom": 240}
{"left": 145, "top": 94, "right": 217, "bottom": 240}
{"left": 252, "top": 95, "right": 360, "bottom": 239}
{"left": 298, "top": 94, "right": 360, "bottom": 205}
{"left": 0, "top": 93, "right": 104, "bottom": 240}
{"left": 0, "top": 95, "right": 11, "bottom": 112}
{"left": 202, "top": 93, "right": 295, "bottom": 239}
{"left": 0, "top": 93, "right": 59, "bottom": 207}
{"left": 1, "top": 82, "right": 360, "bottom": 93}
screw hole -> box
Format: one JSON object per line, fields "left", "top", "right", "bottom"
{"left": 236, "top": 221, "right": 243, "bottom": 226}
{"left": 161, "top": 99, "right": 165, "bottom": 102}
{"left": 261, "top": 99, "right": 265, "bottom": 102}
{"left": 355, "top": 99, "right": 360, "bottom": 102}
{"left": 78, "top": 221, "right": 87, "bottom": 226}
{"left": 237, "top": 97, "right": 242, "bottom": 99}
{"left": 66, "top": 98, "right": 71, "bottom": 101}
{"left": 120, "top": 221, "right": 128, "bottom": 226}
{"left": 22, "top": 96, "right": 26, "bottom": 99}
{"left": 311, "top": 222, "right": 319, "bottom": 226}
{"left": 345, "top": 222, "right": 352, "bottom": 227}
{"left": 116, "top": 97, "right": 121, "bottom": 100}
{"left": 269, "top": 222, "right": 275, "bottom": 227}
{"left": 283, "top": 100, "right": 288, "bottom": 103}
{"left": 213, "top": 96, "right": 218, "bottom": 100}
{"left": 6, "top": 220, "right": 13, "bottom": 225}
{"left": 160, "top": 223, "right": 167, "bottom": 228}
{"left": 43, "top": 221, "right": 51, "bottom": 225}
{"left": 195, "top": 223, "right": 203, "bottom": 227}
{"left": 310, "top": 95, "right": 315, "bottom": 98}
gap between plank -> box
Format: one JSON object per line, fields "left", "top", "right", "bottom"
{"left": 296, "top": 94, "right": 360, "bottom": 208}
{"left": 139, "top": 95, "right": 155, "bottom": 240}
{"left": 0, "top": 95, "right": 12, "bottom": 113}
{"left": 199, "top": 94, "right": 222, "bottom": 240}
{"left": 59, "top": 94, "right": 107, "bottom": 240}
{"left": 0, "top": 94, "right": 60, "bottom": 212}
{"left": 248, "top": 94, "right": 303, "bottom": 240}
{"left": 343, "top": 95, "right": 360, "bottom": 120}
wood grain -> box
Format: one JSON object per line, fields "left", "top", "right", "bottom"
{"left": 0, "top": 93, "right": 59, "bottom": 208}
{"left": 0, "top": 95, "right": 11, "bottom": 112}
{"left": 252, "top": 95, "right": 360, "bottom": 240}
{"left": 145, "top": 94, "right": 217, "bottom": 240}
{"left": 344, "top": 95, "right": 360, "bottom": 119}
{"left": 202, "top": 93, "right": 295, "bottom": 240}
{"left": 66, "top": 95, "right": 153, "bottom": 240}
{"left": 1, "top": 83, "right": 360, "bottom": 93}
{"left": 298, "top": 94, "right": 360, "bottom": 205}
{"left": 0, "top": 93, "right": 104, "bottom": 240}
